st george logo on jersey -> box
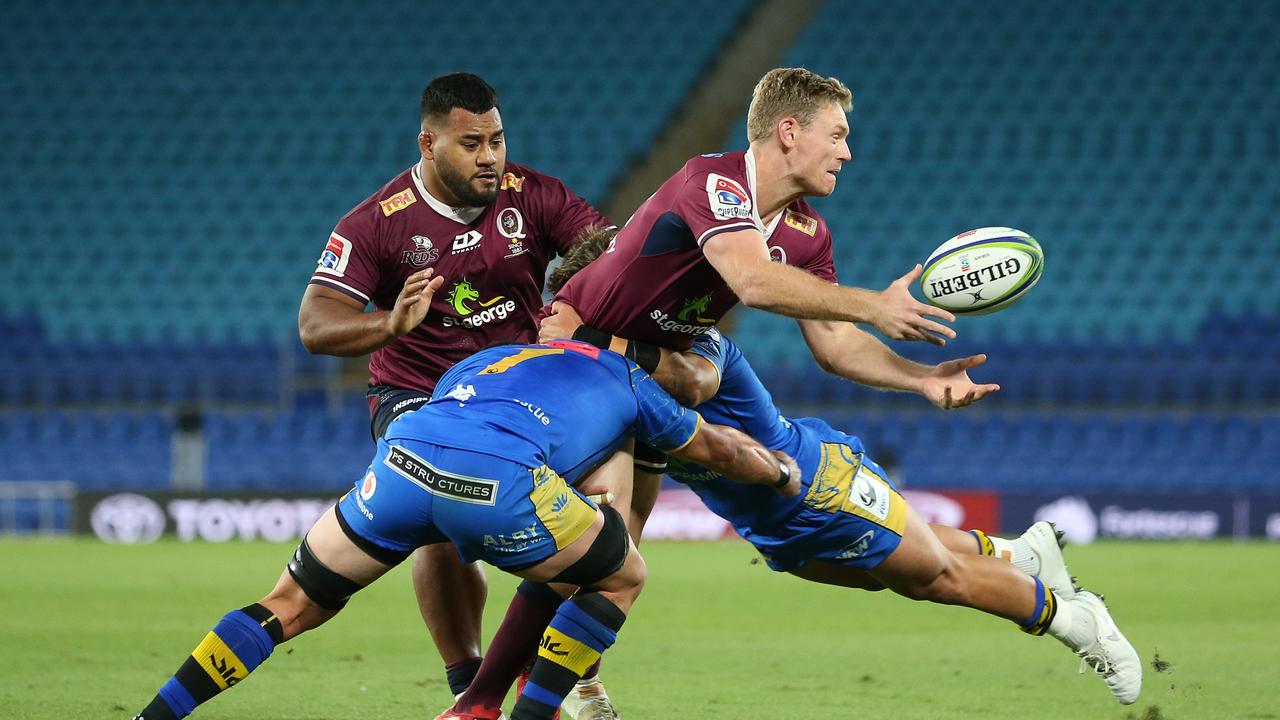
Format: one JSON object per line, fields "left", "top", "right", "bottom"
{"left": 402, "top": 235, "right": 440, "bottom": 267}
{"left": 706, "top": 174, "right": 752, "bottom": 220}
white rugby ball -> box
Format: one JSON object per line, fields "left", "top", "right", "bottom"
{"left": 920, "top": 227, "right": 1043, "bottom": 315}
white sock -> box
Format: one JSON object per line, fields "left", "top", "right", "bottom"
{"left": 1046, "top": 593, "right": 1093, "bottom": 649}
{"left": 990, "top": 535, "right": 1016, "bottom": 562}
{"left": 1007, "top": 536, "right": 1039, "bottom": 575}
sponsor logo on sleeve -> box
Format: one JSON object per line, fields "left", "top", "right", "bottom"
{"left": 500, "top": 172, "right": 525, "bottom": 192}
{"left": 783, "top": 209, "right": 818, "bottom": 236}
{"left": 402, "top": 235, "right": 440, "bottom": 267}
{"left": 379, "top": 188, "right": 417, "bottom": 216}
{"left": 316, "top": 233, "right": 352, "bottom": 276}
{"left": 768, "top": 245, "right": 788, "bottom": 264}
{"left": 705, "top": 174, "right": 752, "bottom": 220}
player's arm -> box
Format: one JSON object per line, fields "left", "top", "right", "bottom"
{"left": 670, "top": 422, "right": 800, "bottom": 497}
{"left": 298, "top": 269, "right": 444, "bottom": 357}
{"left": 798, "top": 318, "right": 1000, "bottom": 410}
{"left": 632, "top": 365, "right": 798, "bottom": 495}
{"left": 541, "top": 302, "right": 720, "bottom": 407}
{"left": 701, "top": 229, "right": 955, "bottom": 345}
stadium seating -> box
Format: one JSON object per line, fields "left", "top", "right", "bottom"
{"left": 1, "top": 0, "right": 751, "bottom": 343}
{"left": 723, "top": 0, "right": 1280, "bottom": 348}
{"left": 2, "top": 0, "right": 1277, "bottom": 516}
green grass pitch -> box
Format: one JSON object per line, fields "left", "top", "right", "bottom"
{"left": 2, "top": 538, "right": 1276, "bottom": 719}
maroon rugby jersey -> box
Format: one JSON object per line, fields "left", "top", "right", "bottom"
{"left": 309, "top": 162, "right": 609, "bottom": 392}
{"left": 555, "top": 150, "right": 836, "bottom": 350}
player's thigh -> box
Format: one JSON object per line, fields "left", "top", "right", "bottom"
{"left": 788, "top": 561, "right": 886, "bottom": 591}
{"left": 867, "top": 502, "right": 951, "bottom": 593}
{"left": 306, "top": 505, "right": 399, "bottom": 584}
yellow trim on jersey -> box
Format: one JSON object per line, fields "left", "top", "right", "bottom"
{"left": 538, "top": 627, "right": 603, "bottom": 675}
{"left": 529, "top": 465, "right": 596, "bottom": 551}
{"left": 191, "top": 631, "right": 246, "bottom": 690}
{"left": 666, "top": 413, "right": 704, "bottom": 453}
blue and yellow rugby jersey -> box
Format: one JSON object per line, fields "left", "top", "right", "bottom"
{"left": 669, "top": 333, "right": 871, "bottom": 534}
{"left": 386, "top": 341, "right": 701, "bottom": 484}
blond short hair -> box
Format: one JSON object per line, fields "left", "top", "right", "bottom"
{"left": 747, "top": 68, "right": 853, "bottom": 143}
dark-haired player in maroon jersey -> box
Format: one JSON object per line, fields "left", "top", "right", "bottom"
{"left": 297, "top": 72, "right": 611, "bottom": 706}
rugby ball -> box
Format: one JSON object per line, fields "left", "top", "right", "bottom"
{"left": 920, "top": 227, "right": 1043, "bottom": 315}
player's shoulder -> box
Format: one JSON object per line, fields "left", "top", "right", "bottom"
{"left": 678, "top": 150, "right": 748, "bottom": 185}
{"left": 499, "top": 161, "right": 566, "bottom": 196}
{"left": 338, "top": 166, "right": 419, "bottom": 226}
{"left": 780, "top": 198, "right": 830, "bottom": 239}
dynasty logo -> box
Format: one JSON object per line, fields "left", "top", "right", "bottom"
{"left": 443, "top": 279, "right": 518, "bottom": 329}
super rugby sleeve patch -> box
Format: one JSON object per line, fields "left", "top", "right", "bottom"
{"left": 316, "top": 232, "right": 352, "bottom": 276}
{"left": 705, "top": 174, "right": 752, "bottom": 221}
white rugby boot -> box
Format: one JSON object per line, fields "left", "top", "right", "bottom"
{"left": 1049, "top": 590, "right": 1142, "bottom": 705}
{"left": 1012, "top": 521, "right": 1079, "bottom": 598}
{"left": 560, "top": 677, "right": 621, "bottom": 720}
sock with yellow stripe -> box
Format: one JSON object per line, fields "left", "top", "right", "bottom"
{"left": 968, "top": 529, "right": 1015, "bottom": 561}
{"left": 135, "top": 603, "right": 283, "bottom": 720}
{"left": 1018, "top": 576, "right": 1059, "bottom": 636}
{"left": 511, "top": 592, "right": 626, "bottom": 720}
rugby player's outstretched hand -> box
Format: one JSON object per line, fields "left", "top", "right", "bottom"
{"left": 920, "top": 353, "right": 1000, "bottom": 410}
{"left": 539, "top": 301, "right": 584, "bottom": 342}
{"left": 387, "top": 268, "right": 444, "bottom": 338}
{"left": 873, "top": 265, "right": 957, "bottom": 346}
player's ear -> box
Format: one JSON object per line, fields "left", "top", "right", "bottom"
{"left": 777, "top": 117, "right": 799, "bottom": 150}
{"left": 418, "top": 129, "right": 437, "bottom": 159}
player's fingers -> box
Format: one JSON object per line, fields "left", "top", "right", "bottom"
{"left": 550, "top": 300, "right": 570, "bottom": 315}
{"left": 962, "top": 353, "right": 988, "bottom": 368}
{"left": 942, "top": 385, "right": 954, "bottom": 409}
{"left": 917, "top": 319, "right": 956, "bottom": 340}
{"left": 917, "top": 328, "right": 946, "bottom": 346}
{"left": 401, "top": 277, "right": 430, "bottom": 295}
{"left": 423, "top": 276, "right": 445, "bottom": 293}
{"left": 896, "top": 263, "right": 923, "bottom": 285}
{"left": 584, "top": 491, "right": 615, "bottom": 506}
{"left": 407, "top": 268, "right": 435, "bottom": 282}
{"left": 919, "top": 304, "right": 956, "bottom": 324}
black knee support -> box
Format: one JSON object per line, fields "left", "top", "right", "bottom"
{"left": 551, "top": 505, "right": 630, "bottom": 587}
{"left": 286, "top": 537, "right": 364, "bottom": 611}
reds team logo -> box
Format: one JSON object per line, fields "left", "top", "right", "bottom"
{"left": 402, "top": 235, "right": 440, "bottom": 267}
{"left": 705, "top": 174, "right": 752, "bottom": 220}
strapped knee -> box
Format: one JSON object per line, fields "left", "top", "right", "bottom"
{"left": 551, "top": 505, "right": 630, "bottom": 588}
{"left": 286, "top": 537, "right": 364, "bottom": 611}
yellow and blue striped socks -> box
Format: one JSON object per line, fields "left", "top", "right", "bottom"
{"left": 512, "top": 593, "right": 626, "bottom": 720}
{"left": 136, "top": 604, "right": 283, "bottom": 719}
